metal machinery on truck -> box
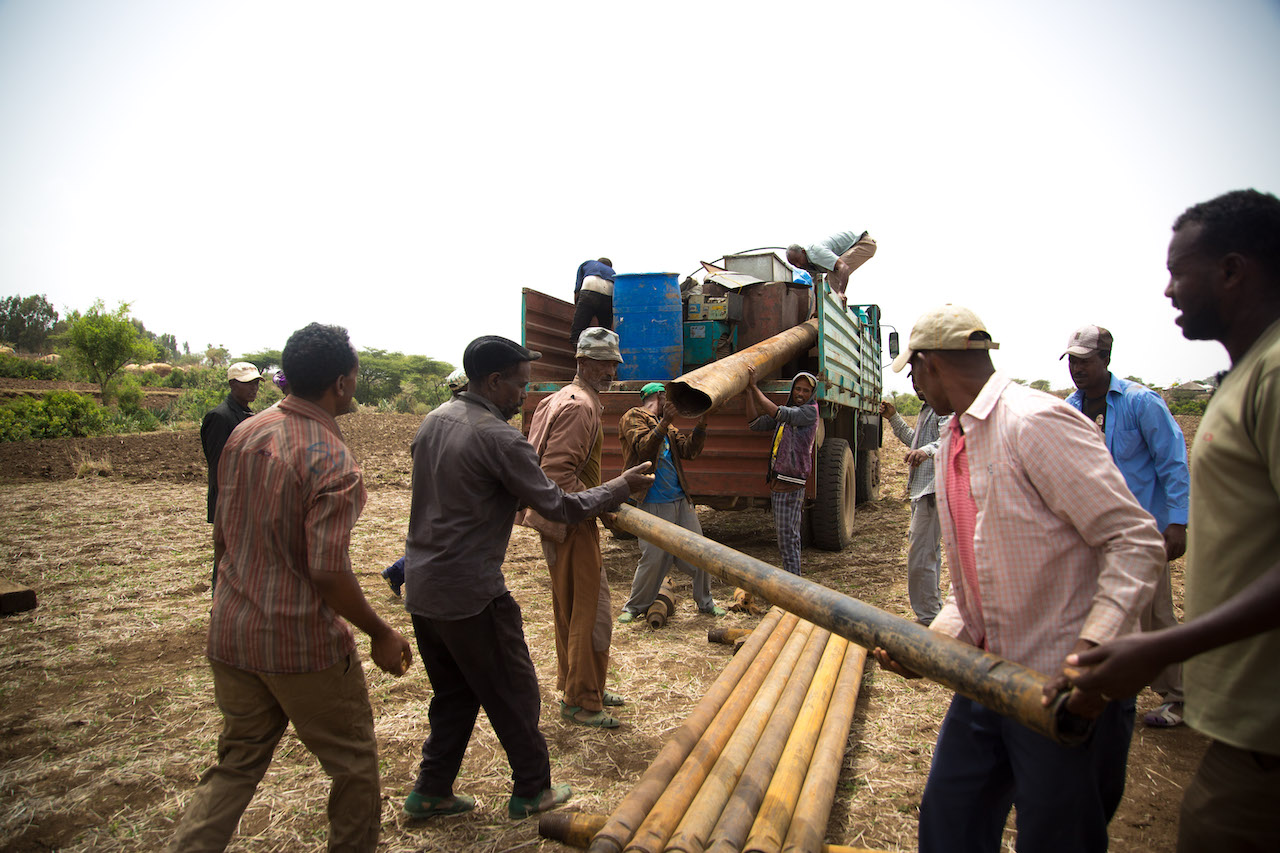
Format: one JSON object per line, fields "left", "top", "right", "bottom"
{"left": 520, "top": 252, "right": 885, "bottom": 551}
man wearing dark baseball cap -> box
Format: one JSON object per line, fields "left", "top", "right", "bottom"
{"left": 400, "top": 334, "right": 652, "bottom": 820}
{"left": 1062, "top": 324, "right": 1190, "bottom": 730}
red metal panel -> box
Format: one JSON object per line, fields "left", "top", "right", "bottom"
{"left": 521, "top": 288, "right": 576, "bottom": 384}
{"left": 520, "top": 389, "right": 814, "bottom": 504}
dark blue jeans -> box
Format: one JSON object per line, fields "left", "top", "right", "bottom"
{"left": 919, "top": 694, "right": 1135, "bottom": 853}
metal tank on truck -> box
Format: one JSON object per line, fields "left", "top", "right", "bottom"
{"left": 520, "top": 250, "right": 889, "bottom": 551}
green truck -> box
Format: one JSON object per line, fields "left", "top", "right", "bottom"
{"left": 521, "top": 252, "right": 888, "bottom": 551}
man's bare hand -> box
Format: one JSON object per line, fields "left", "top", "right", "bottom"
{"left": 745, "top": 365, "right": 758, "bottom": 388}
{"left": 622, "top": 462, "right": 655, "bottom": 493}
{"left": 873, "top": 646, "right": 922, "bottom": 679}
{"left": 372, "top": 627, "right": 413, "bottom": 676}
{"left": 661, "top": 399, "right": 679, "bottom": 424}
{"left": 1163, "top": 523, "right": 1187, "bottom": 562}
{"left": 904, "top": 449, "right": 929, "bottom": 468}
{"left": 880, "top": 400, "right": 897, "bottom": 418}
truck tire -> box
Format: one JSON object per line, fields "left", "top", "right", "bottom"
{"left": 812, "top": 437, "right": 855, "bottom": 551}
{"left": 856, "top": 448, "right": 881, "bottom": 503}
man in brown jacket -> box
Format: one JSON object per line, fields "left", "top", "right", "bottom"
{"left": 616, "top": 382, "right": 724, "bottom": 623}
{"left": 523, "top": 327, "right": 627, "bottom": 728}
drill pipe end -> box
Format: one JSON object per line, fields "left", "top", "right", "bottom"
{"left": 667, "top": 381, "right": 712, "bottom": 418}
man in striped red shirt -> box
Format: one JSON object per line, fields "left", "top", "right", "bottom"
{"left": 875, "top": 305, "right": 1165, "bottom": 853}
{"left": 171, "top": 323, "right": 413, "bottom": 853}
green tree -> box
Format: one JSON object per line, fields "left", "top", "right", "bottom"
{"left": 888, "top": 391, "right": 922, "bottom": 416}
{"left": 0, "top": 293, "right": 59, "bottom": 352}
{"left": 60, "top": 301, "right": 157, "bottom": 403}
{"left": 204, "top": 345, "right": 229, "bottom": 368}
{"left": 1124, "top": 375, "right": 1147, "bottom": 387}
{"left": 1030, "top": 379, "right": 1051, "bottom": 392}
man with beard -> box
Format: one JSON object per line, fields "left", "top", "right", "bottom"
{"left": 522, "top": 327, "right": 628, "bottom": 728}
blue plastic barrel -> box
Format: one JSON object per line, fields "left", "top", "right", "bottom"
{"left": 614, "top": 273, "right": 683, "bottom": 380}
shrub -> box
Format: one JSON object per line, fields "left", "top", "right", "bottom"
{"left": 1168, "top": 398, "right": 1208, "bottom": 416}
{"left": 0, "top": 352, "right": 61, "bottom": 381}
{"left": 0, "top": 391, "right": 108, "bottom": 442}
{"left": 115, "top": 375, "right": 146, "bottom": 413}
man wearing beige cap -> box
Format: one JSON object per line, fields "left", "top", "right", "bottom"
{"left": 522, "top": 327, "right": 629, "bottom": 728}
{"left": 201, "top": 361, "right": 262, "bottom": 589}
{"left": 873, "top": 305, "right": 1164, "bottom": 853}
{"left": 1062, "top": 324, "right": 1190, "bottom": 728}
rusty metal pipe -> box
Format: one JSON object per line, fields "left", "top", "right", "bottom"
{"left": 667, "top": 319, "right": 819, "bottom": 417}
{"left": 610, "top": 504, "right": 1079, "bottom": 743}
{"left": 666, "top": 626, "right": 832, "bottom": 853}
{"left": 780, "top": 645, "right": 869, "bottom": 853}
{"left": 701, "top": 633, "right": 849, "bottom": 853}
{"left": 587, "top": 609, "right": 793, "bottom": 853}
{"left": 707, "top": 626, "right": 755, "bottom": 646}
{"left": 624, "top": 621, "right": 817, "bottom": 853}
{"left": 542, "top": 813, "right": 890, "bottom": 853}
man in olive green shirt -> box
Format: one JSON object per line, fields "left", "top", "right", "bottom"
{"left": 1064, "top": 189, "right": 1280, "bottom": 851}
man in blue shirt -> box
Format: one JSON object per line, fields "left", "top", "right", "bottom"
{"left": 616, "top": 382, "right": 725, "bottom": 622}
{"left": 786, "top": 230, "right": 876, "bottom": 306}
{"left": 1063, "top": 324, "right": 1191, "bottom": 727}
{"left": 571, "top": 257, "right": 615, "bottom": 346}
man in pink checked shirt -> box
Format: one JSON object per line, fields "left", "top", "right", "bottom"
{"left": 874, "top": 305, "right": 1166, "bottom": 853}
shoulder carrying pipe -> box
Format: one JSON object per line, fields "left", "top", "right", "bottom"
{"left": 667, "top": 319, "right": 819, "bottom": 418}
{"left": 608, "top": 503, "right": 1087, "bottom": 745}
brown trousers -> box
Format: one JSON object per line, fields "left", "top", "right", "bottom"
{"left": 543, "top": 520, "right": 612, "bottom": 712}
{"left": 1178, "top": 738, "right": 1280, "bottom": 851}
{"left": 169, "top": 653, "right": 381, "bottom": 852}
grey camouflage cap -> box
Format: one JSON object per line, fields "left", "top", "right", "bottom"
{"left": 576, "top": 327, "right": 624, "bottom": 362}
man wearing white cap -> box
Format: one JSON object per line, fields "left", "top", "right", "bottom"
{"left": 873, "top": 305, "right": 1165, "bottom": 853}
{"left": 201, "top": 361, "right": 262, "bottom": 589}
{"left": 1062, "top": 324, "right": 1190, "bottom": 728}
{"left": 521, "top": 327, "right": 629, "bottom": 728}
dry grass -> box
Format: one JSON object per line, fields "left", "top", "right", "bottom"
{"left": 72, "top": 449, "right": 113, "bottom": 479}
{"left": 0, "top": 417, "right": 1202, "bottom": 852}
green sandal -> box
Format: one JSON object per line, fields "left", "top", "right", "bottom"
{"left": 560, "top": 702, "right": 620, "bottom": 728}
{"left": 509, "top": 782, "right": 573, "bottom": 819}
{"left": 602, "top": 690, "right": 627, "bottom": 707}
{"left": 403, "top": 791, "right": 476, "bottom": 819}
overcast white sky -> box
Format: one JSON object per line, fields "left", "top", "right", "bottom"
{"left": 2, "top": 0, "right": 1278, "bottom": 393}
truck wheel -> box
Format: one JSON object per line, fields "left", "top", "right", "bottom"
{"left": 856, "top": 448, "right": 881, "bottom": 503}
{"left": 812, "top": 437, "right": 855, "bottom": 551}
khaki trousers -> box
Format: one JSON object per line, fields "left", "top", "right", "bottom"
{"left": 170, "top": 653, "right": 381, "bottom": 852}
{"left": 543, "top": 520, "right": 611, "bottom": 712}
{"left": 829, "top": 235, "right": 877, "bottom": 295}
{"left": 1140, "top": 563, "right": 1184, "bottom": 703}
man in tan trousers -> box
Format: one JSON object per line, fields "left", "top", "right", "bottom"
{"left": 522, "top": 327, "right": 627, "bottom": 728}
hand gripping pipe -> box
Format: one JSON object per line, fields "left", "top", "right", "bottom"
{"left": 667, "top": 319, "right": 819, "bottom": 418}
{"left": 607, "top": 504, "right": 1085, "bottom": 745}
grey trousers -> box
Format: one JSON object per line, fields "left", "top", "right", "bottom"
{"left": 623, "top": 499, "right": 714, "bottom": 614}
{"left": 908, "top": 494, "right": 943, "bottom": 624}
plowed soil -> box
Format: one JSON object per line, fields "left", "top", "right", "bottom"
{"left": 0, "top": 411, "right": 1205, "bottom": 852}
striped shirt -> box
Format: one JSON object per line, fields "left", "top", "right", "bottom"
{"left": 208, "top": 395, "right": 366, "bottom": 674}
{"left": 930, "top": 373, "right": 1165, "bottom": 676}
{"left": 888, "top": 406, "right": 946, "bottom": 500}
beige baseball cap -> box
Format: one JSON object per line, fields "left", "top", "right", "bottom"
{"left": 891, "top": 305, "right": 1000, "bottom": 373}
{"left": 226, "top": 362, "right": 263, "bottom": 382}
{"left": 576, "top": 327, "right": 624, "bottom": 362}
{"left": 1060, "top": 325, "right": 1113, "bottom": 359}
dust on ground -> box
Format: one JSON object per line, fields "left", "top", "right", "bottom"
{"left": 0, "top": 413, "right": 1205, "bottom": 851}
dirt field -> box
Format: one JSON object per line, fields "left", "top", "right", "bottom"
{"left": 0, "top": 412, "right": 1205, "bottom": 852}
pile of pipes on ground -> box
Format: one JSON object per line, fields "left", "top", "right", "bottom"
{"left": 540, "top": 607, "right": 888, "bottom": 853}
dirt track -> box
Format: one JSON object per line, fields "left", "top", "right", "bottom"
{"left": 0, "top": 411, "right": 1205, "bottom": 851}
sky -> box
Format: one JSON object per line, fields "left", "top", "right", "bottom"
{"left": 1, "top": 0, "right": 1278, "bottom": 394}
